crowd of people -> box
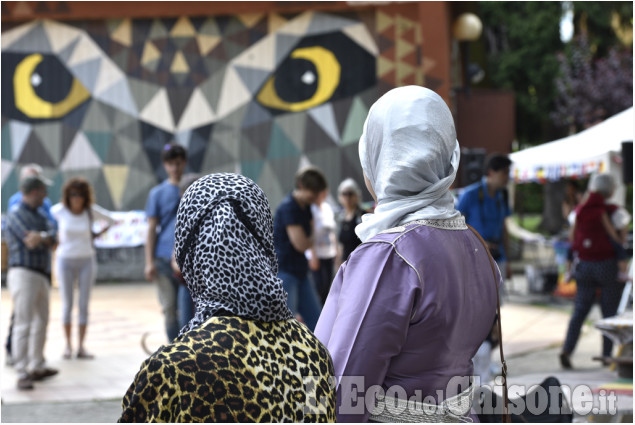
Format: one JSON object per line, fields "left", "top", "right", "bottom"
{"left": 2, "top": 85, "right": 631, "bottom": 422}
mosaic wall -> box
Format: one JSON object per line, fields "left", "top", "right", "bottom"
{"left": 1, "top": 10, "right": 423, "bottom": 212}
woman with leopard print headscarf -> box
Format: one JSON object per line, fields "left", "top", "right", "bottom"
{"left": 119, "top": 173, "right": 336, "bottom": 423}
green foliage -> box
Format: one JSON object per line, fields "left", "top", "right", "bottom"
{"left": 514, "top": 182, "right": 544, "bottom": 214}
{"left": 573, "top": 1, "right": 633, "bottom": 55}
{"left": 479, "top": 2, "right": 564, "bottom": 145}
{"left": 511, "top": 214, "right": 543, "bottom": 233}
{"left": 551, "top": 30, "right": 632, "bottom": 132}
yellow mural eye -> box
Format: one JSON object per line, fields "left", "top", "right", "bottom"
{"left": 257, "top": 46, "right": 341, "bottom": 112}
{"left": 14, "top": 53, "right": 90, "bottom": 119}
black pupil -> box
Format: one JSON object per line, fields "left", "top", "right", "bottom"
{"left": 273, "top": 57, "right": 317, "bottom": 103}
{"left": 32, "top": 56, "right": 74, "bottom": 103}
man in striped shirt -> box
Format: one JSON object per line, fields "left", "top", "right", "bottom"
{"left": 5, "top": 175, "right": 59, "bottom": 390}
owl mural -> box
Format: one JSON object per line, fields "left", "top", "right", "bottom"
{"left": 1, "top": 11, "right": 423, "bottom": 212}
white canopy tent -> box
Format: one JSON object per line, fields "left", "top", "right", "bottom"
{"left": 509, "top": 107, "right": 633, "bottom": 206}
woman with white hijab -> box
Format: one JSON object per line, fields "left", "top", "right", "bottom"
{"left": 314, "top": 86, "right": 500, "bottom": 422}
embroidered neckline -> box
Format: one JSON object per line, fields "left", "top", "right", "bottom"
{"left": 378, "top": 217, "right": 467, "bottom": 234}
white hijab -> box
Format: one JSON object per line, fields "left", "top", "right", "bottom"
{"left": 356, "top": 86, "right": 461, "bottom": 242}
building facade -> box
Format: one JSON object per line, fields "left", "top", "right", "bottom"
{"left": 2, "top": 1, "right": 508, "bottom": 212}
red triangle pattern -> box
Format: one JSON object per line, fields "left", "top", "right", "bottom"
{"left": 380, "top": 45, "right": 396, "bottom": 62}
{"left": 380, "top": 69, "right": 396, "bottom": 86}
{"left": 401, "top": 48, "right": 419, "bottom": 67}
{"left": 379, "top": 24, "right": 395, "bottom": 40}
{"left": 402, "top": 27, "right": 418, "bottom": 45}
{"left": 402, "top": 73, "right": 417, "bottom": 86}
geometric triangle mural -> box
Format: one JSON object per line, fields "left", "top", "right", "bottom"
{"left": 1, "top": 7, "right": 428, "bottom": 213}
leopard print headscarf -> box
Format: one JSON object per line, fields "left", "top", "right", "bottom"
{"left": 174, "top": 173, "right": 293, "bottom": 336}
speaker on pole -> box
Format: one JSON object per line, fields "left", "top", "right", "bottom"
{"left": 460, "top": 148, "right": 487, "bottom": 187}
{"left": 622, "top": 141, "right": 633, "bottom": 184}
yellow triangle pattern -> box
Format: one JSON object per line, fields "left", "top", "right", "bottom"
{"left": 415, "top": 69, "right": 424, "bottom": 85}
{"left": 103, "top": 165, "right": 129, "bottom": 209}
{"left": 418, "top": 72, "right": 426, "bottom": 86}
{"left": 238, "top": 13, "right": 264, "bottom": 28}
{"left": 268, "top": 13, "right": 288, "bottom": 34}
{"left": 396, "top": 62, "right": 415, "bottom": 84}
{"left": 414, "top": 23, "right": 423, "bottom": 44}
{"left": 170, "top": 16, "right": 196, "bottom": 37}
{"left": 395, "top": 15, "right": 415, "bottom": 36}
{"left": 111, "top": 19, "right": 132, "bottom": 46}
{"left": 378, "top": 56, "right": 394, "bottom": 78}
{"left": 376, "top": 11, "right": 394, "bottom": 34}
{"left": 196, "top": 34, "right": 221, "bottom": 56}
{"left": 396, "top": 38, "right": 415, "bottom": 60}
{"left": 171, "top": 51, "right": 189, "bottom": 74}
{"left": 141, "top": 41, "right": 161, "bottom": 65}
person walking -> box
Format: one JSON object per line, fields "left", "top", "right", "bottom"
{"left": 119, "top": 173, "right": 336, "bottom": 422}
{"left": 314, "top": 86, "right": 499, "bottom": 422}
{"left": 51, "top": 177, "right": 114, "bottom": 360}
{"left": 560, "top": 173, "right": 627, "bottom": 369}
{"left": 144, "top": 143, "right": 189, "bottom": 342}
{"left": 273, "top": 166, "right": 326, "bottom": 330}
{"left": 5, "top": 175, "right": 59, "bottom": 390}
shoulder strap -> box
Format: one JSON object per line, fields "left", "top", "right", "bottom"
{"left": 467, "top": 224, "right": 510, "bottom": 423}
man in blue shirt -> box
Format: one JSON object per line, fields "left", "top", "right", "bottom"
{"left": 6, "top": 176, "right": 59, "bottom": 390}
{"left": 273, "top": 166, "right": 327, "bottom": 331}
{"left": 457, "top": 153, "right": 512, "bottom": 276}
{"left": 456, "top": 153, "right": 511, "bottom": 384}
{"left": 144, "top": 144, "right": 188, "bottom": 342}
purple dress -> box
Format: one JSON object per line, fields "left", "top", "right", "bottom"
{"left": 314, "top": 219, "right": 499, "bottom": 422}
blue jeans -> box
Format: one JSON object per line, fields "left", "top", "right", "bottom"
{"left": 312, "top": 257, "right": 335, "bottom": 305}
{"left": 155, "top": 258, "right": 194, "bottom": 341}
{"left": 278, "top": 270, "right": 322, "bottom": 331}
{"left": 564, "top": 259, "right": 622, "bottom": 357}
{"left": 178, "top": 284, "right": 194, "bottom": 329}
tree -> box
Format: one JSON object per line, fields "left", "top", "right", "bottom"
{"left": 479, "top": 2, "right": 564, "bottom": 146}
{"left": 551, "top": 33, "right": 633, "bottom": 133}
{"left": 479, "top": 2, "right": 633, "bottom": 235}
{"left": 571, "top": 1, "right": 633, "bottom": 57}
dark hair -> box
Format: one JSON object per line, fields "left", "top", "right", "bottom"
{"left": 20, "top": 176, "right": 47, "bottom": 194}
{"left": 62, "top": 177, "right": 94, "bottom": 211}
{"left": 295, "top": 166, "right": 327, "bottom": 193}
{"left": 161, "top": 143, "right": 187, "bottom": 162}
{"left": 484, "top": 153, "right": 512, "bottom": 173}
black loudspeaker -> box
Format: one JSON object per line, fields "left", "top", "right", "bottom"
{"left": 622, "top": 141, "right": 633, "bottom": 184}
{"left": 460, "top": 148, "right": 487, "bottom": 186}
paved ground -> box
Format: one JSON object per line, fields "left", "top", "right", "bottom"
{"left": 0, "top": 275, "right": 631, "bottom": 422}
{"left": 0, "top": 282, "right": 165, "bottom": 422}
